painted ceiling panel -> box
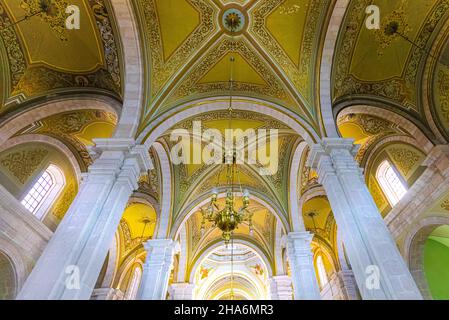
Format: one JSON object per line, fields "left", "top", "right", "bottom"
{"left": 3, "top": 0, "right": 104, "bottom": 73}
{"left": 350, "top": 0, "right": 437, "bottom": 81}
{"left": 155, "top": 0, "right": 201, "bottom": 61}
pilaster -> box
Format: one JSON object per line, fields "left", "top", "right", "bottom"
{"left": 269, "top": 275, "right": 293, "bottom": 300}
{"left": 138, "top": 239, "right": 179, "bottom": 300}
{"left": 308, "top": 138, "right": 422, "bottom": 300}
{"left": 17, "top": 139, "right": 151, "bottom": 300}
{"left": 168, "top": 283, "right": 196, "bottom": 300}
{"left": 286, "top": 232, "right": 321, "bottom": 300}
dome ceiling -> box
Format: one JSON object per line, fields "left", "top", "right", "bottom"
{"left": 0, "top": 0, "right": 122, "bottom": 114}
{"left": 135, "top": 0, "right": 332, "bottom": 135}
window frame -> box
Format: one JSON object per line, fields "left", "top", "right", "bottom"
{"left": 316, "top": 254, "right": 329, "bottom": 288}
{"left": 21, "top": 164, "right": 65, "bottom": 221}
{"left": 376, "top": 160, "right": 408, "bottom": 207}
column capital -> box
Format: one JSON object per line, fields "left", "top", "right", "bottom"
{"left": 307, "top": 138, "right": 359, "bottom": 169}
{"left": 90, "top": 138, "right": 153, "bottom": 172}
{"left": 168, "top": 283, "right": 196, "bottom": 300}
{"left": 286, "top": 231, "right": 314, "bottom": 246}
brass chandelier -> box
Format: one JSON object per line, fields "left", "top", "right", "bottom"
{"left": 200, "top": 20, "right": 253, "bottom": 245}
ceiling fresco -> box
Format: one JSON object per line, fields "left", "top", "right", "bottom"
{"left": 135, "top": 0, "right": 332, "bottom": 135}
{"left": 156, "top": 110, "right": 299, "bottom": 223}
{"left": 332, "top": 0, "right": 449, "bottom": 138}
{"left": 0, "top": 0, "right": 122, "bottom": 116}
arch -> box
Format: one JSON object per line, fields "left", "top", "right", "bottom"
{"left": 0, "top": 134, "right": 82, "bottom": 183}
{"left": 403, "top": 216, "right": 449, "bottom": 300}
{"left": 109, "top": 0, "right": 144, "bottom": 139}
{"left": 137, "top": 97, "right": 321, "bottom": 148}
{"left": 318, "top": 0, "right": 350, "bottom": 138}
{"left": 152, "top": 142, "right": 172, "bottom": 239}
{"left": 201, "top": 273, "right": 262, "bottom": 300}
{"left": 289, "top": 141, "right": 308, "bottom": 232}
{"left": 337, "top": 105, "right": 434, "bottom": 153}
{"left": 0, "top": 251, "right": 17, "bottom": 300}
{"left": 0, "top": 236, "right": 27, "bottom": 298}
{"left": 420, "top": 13, "right": 449, "bottom": 144}
{"left": 0, "top": 96, "right": 119, "bottom": 145}
{"left": 188, "top": 239, "right": 274, "bottom": 285}
{"left": 363, "top": 135, "right": 427, "bottom": 175}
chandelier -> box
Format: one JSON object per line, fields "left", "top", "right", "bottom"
{"left": 200, "top": 22, "right": 253, "bottom": 245}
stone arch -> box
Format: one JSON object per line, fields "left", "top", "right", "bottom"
{"left": 419, "top": 13, "right": 449, "bottom": 144}
{"left": 0, "top": 134, "right": 83, "bottom": 183}
{"left": 152, "top": 142, "right": 172, "bottom": 239}
{"left": 289, "top": 141, "right": 308, "bottom": 232}
{"left": 188, "top": 239, "right": 273, "bottom": 284}
{"left": 137, "top": 97, "right": 321, "bottom": 148}
{"left": 403, "top": 216, "right": 449, "bottom": 300}
{"left": 0, "top": 251, "right": 17, "bottom": 300}
{"left": 337, "top": 105, "right": 434, "bottom": 154}
{"left": 319, "top": 0, "right": 350, "bottom": 138}
{"left": 0, "top": 96, "right": 119, "bottom": 145}
{"left": 109, "top": 0, "right": 144, "bottom": 139}
{"left": 0, "top": 236, "right": 27, "bottom": 299}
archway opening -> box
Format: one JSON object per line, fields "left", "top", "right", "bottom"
{"left": 424, "top": 225, "right": 449, "bottom": 300}
{"left": 0, "top": 251, "right": 17, "bottom": 300}
{"left": 193, "top": 243, "right": 269, "bottom": 300}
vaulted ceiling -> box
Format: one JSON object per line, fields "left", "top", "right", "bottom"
{"left": 135, "top": 0, "right": 332, "bottom": 136}
{"left": 332, "top": 0, "right": 449, "bottom": 141}
{"left": 0, "top": 0, "right": 122, "bottom": 116}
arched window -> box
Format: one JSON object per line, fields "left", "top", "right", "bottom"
{"left": 21, "top": 164, "right": 65, "bottom": 220}
{"left": 376, "top": 160, "right": 407, "bottom": 206}
{"left": 125, "top": 266, "right": 142, "bottom": 300}
{"left": 316, "top": 255, "right": 328, "bottom": 287}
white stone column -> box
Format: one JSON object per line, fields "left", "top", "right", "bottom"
{"left": 269, "top": 275, "right": 293, "bottom": 300}
{"left": 286, "top": 232, "right": 321, "bottom": 300}
{"left": 90, "top": 288, "right": 124, "bottom": 300}
{"left": 168, "top": 283, "right": 195, "bottom": 300}
{"left": 308, "top": 138, "right": 422, "bottom": 300}
{"left": 137, "top": 239, "right": 179, "bottom": 300}
{"left": 338, "top": 270, "right": 359, "bottom": 300}
{"left": 17, "top": 139, "right": 151, "bottom": 300}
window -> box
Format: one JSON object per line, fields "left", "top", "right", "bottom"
{"left": 21, "top": 164, "right": 65, "bottom": 220}
{"left": 316, "top": 255, "right": 328, "bottom": 287}
{"left": 376, "top": 160, "right": 407, "bottom": 206}
{"left": 125, "top": 267, "right": 142, "bottom": 300}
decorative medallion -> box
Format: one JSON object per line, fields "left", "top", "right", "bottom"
{"left": 220, "top": 6, "right": 248, "bottom": 35}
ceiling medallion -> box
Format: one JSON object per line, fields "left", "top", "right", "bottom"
{"left": 220, "top": 7, "right": 247, "bottom": 35}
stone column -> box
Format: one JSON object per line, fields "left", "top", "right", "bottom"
{"left": 269, "top": 275, "right": 293, "bottom": 300}
{"left": 137, "top": 239, "right": 179, "bottom": 300}
{"left": 90, "top": 288, "right": 124, "bottom": 300}
{"left": 338, "top": 270, "right": 359, "bottom": 300}
{"left": 308, "top": 138, "right": 422, "bottom": 300}
{"left": 17, "top": 139, "right": 151, "bottom": 300}
{"left": 286, "top": 232, "right": 321, "bottom": 300}
{"left": 168, "top": 283, "right": 195, "bottom": 300}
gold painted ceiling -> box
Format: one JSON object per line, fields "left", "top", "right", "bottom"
{"left": 156, "top": 110, "right": 299, "bottom": 224}
{"left": 0, "top": 0, "right": 122, "bottom": 115}
{"left": 135, "top": 0, "right": 332, "bottom": 135}
{"left": 332, "top": 0, "right": 449, "bottom": 141}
